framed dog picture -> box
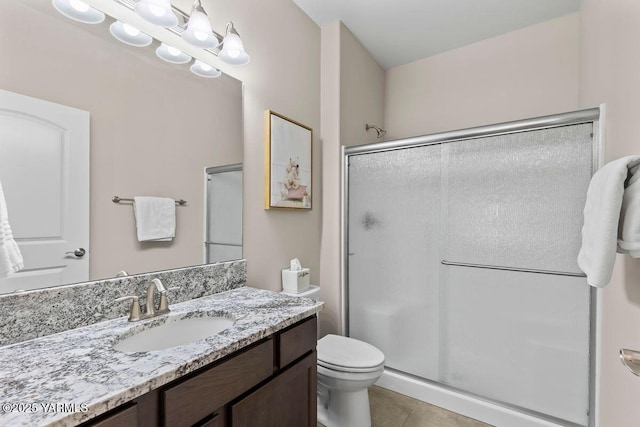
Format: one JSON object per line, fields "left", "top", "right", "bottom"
{"left": 264, "top": 110, "right": 313, "bottom": 210}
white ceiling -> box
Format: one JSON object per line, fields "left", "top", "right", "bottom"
{"left": 293, "top": 0, "right": 581, "bottom": 70}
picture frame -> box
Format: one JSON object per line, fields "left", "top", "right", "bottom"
{"left": 264, "top": 110, "right": 313, "bottom": 210}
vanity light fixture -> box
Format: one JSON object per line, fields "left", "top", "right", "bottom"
{"left": 182, "top": 0, "right": 219, "bottom": 49}
{"left": 190, "top": 60, "right": 221, "bottom": 78}
{"left": 52, "top": 0, "right": 105, "bottom": 24}
{"left": 109, "top": 21, "right": 153, "bottom": 47}
{"left": 218, "top": 22, "right": 250, "bottom": 66}
{"left": 51, "top": 0, "right": 251, "bottom": 77}
{"left": 134, "top": 0, "right": 178, "bottom": 28}
{"left": 156, "top": 43, "right": 192, "bottom": 64}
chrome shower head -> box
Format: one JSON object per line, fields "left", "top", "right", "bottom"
{"left": 365, "top": 124, "right": 386, "bottom": 138}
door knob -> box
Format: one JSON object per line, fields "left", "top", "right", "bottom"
{"left": 65, "top": 248, "right": 86, "bottom": 257}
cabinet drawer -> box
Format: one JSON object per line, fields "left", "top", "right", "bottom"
{"left": 86, "top": 404, "right": 137, "bottom": 427}
{"left": 279, "top": 316, "right": 317, "bottom": 368}
{"left": 163, "top": 339, "right": 274, "bottom": 427}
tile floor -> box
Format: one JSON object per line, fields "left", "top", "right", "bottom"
{"left": 318, "top": 386, "right": 492, "bottom": 427}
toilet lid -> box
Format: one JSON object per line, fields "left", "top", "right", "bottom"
{"left": 317, "top": 334, "right": 385, "bottom": 371}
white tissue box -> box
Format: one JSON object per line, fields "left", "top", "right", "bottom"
{"left": 282, "top": 268, "right": 310, "bottom": 293}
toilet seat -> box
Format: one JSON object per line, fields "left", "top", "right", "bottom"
{"left": 317, "top": 334, "right": 385, "bottom": 373}
{"left": 318, "top": 359, "right": 384, "bottom": 373}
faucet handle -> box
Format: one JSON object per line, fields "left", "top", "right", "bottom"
{"left": 158, "top": 286, "right": 180, "bottom": 313}
{"left": 115, "top": 295, "right": 141, "bottom": 322}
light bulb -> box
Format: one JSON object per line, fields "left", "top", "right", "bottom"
{"left": 135, "top": 0, "right": 177, "bottom": 27}
{"left": 167, "top": 46, "right": 181, "bottom": 56}
{"left": 156, "top": 44, "right": 192, "bottom": 64}
{"left": 69, "top": 0, "right": 90, "bottom": 12}
{"left": 194, "top": 30, "right": 208, "bottom": 41}
{"left": 110, "top": 21, "right": 152, "bottom": 47}
{"left": 52, "top": 0, "right": 105, "bottom": 24}
{"left": 219, "top": 29, "right": 249, "bottom": 65}
{"left": 190, "top": 60, "right": 221, "bottom": 78}
{"left": 122, "top": 23, "right": 140, "bottom": 37}
{"left": 183, "top": 8, "right": 217, "bottom": 48}
{"left": 149, "top": 4, "right": 166, "bottom": 17}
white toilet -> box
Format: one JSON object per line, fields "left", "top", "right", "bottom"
{"left": 282, "top": 286, "right": 385, "bottom": 427}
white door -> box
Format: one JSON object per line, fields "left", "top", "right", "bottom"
{"left": 0, "top": 89, "right": 89, "bottom": 293}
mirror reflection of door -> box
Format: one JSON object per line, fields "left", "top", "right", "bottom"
{"left": 205, "top": 165, "right": 243, "bottom": 263}
{"left": 0, "top": 90, "right": 89, "bottom": 293}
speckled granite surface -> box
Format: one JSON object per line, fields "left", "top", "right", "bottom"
{"left": 0, "top": 286, "right": 323, "bottom": 427}
{"left": 0, "top": 260, "right": 246, "bottom": 346}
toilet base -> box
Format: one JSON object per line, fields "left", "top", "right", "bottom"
{"left": 317, "top": 384, "right": 372, "bottom": 427}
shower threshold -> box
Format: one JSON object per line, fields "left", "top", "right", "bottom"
{"left": 375, "top": 368, "right": 587, "bottom": 427}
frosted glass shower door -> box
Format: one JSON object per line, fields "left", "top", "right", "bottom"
{"left": 205, "top": 167, "right": 243, "bottom": 263}
{"left": 346, "top": 121, "right": 595, "bottom": 427}
{"left": 348, "top": 145, "right": 441, "bottom": 379}
{"left": 440, "top": 124, "right": 593, "bottom": 426}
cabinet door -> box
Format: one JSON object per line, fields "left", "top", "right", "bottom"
{"left": 163, "top": 340, "right": 274, "bottom": 427}
{"left": 196, "top": 408, "right": 226, "bottom": 427}
{"left": 231, "top": 351, "right": 317, "bottom": 427}
{"left": 85, "top": 404, "right": 137, "bottom": 427}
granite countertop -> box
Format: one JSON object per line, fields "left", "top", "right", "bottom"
{"left": 0, "top": 286, "right": 323, "bottom": 427}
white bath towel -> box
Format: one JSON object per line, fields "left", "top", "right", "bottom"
{"left": 133, "top": 196, "right": 176, "bottom": 242}
{"left": 0, "top": 180, "right": 24, "bottom": 278}
{"left": 577, "top": 156, "right": 640, "bottom": 287}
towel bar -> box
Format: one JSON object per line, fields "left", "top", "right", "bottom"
{"left": 112, "top": 196, "right": 187, "bottom": 206}
{"left": 204, "top": 241, "right": 242, "bottom": 247}
{"left": 441, "top": 260, "right": 586, "bottom": 277}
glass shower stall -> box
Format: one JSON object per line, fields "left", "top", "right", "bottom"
{"left": 343, "top": 109, "right": 601, "bottom": 427}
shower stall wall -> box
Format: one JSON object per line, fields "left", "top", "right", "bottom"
{"left": 343, "top": 109, "right": 601, "bottom": 427}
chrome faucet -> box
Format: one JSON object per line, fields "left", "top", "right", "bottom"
{"left": 115, "top": 279, "right": 179, "bottom": 322}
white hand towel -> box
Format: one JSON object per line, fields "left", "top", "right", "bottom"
{"left": 0, "top": 180, "right": 24, "bottom": 278}
{"left": 618, "top": 161, "right": 640, "bottom": 256}
{"left": 133, "top": 197, "right": 176, "bottom": 242}
{"left": 577, "top": 156, "right": 640, "bottom": 287}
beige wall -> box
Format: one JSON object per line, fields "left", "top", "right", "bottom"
{"left": 579, "top": 0, "right": 640, "bottom": 424}
{"left": 322, "top": 13, "right": 581, "bottom": 335}
{"left": 340, "top": 25, "right": 386, "bottom": 147}
{"left": 207, "top": 0, "right": 322, "bottom": 293}
{"left": 319, "top": 22, "right": 385, "bottom": 335}
{"left": 0, "top": 1, "right": 242, "bottom": 280}
{"left": 384, "top": 13, "right": 581, "bottom": 139}
{"left": 319, "top": 21, "right": 342, "bottom": 336}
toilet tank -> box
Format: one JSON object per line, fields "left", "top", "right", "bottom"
{"left": 281, "top": 284, "right": 321, "bottom": 300}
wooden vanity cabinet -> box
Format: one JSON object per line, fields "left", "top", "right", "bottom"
{"left": 82, "top": 316, "right": 317, "bottom": 427}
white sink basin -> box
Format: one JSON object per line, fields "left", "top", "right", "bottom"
{"left": 113, "top": 316, "right": 235, "bottom": 353}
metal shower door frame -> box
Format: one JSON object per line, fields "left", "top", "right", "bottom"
{"left": 341, "top": 107, "right": 603, "bottom": 427}
{"left": 204, "top": 163, "right": 243, "bottom": 264}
